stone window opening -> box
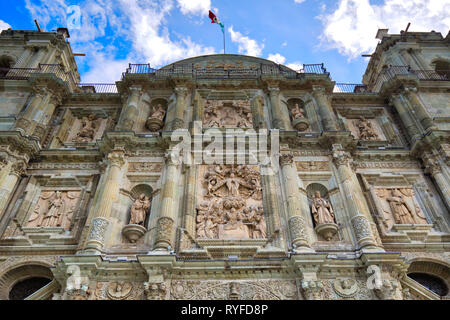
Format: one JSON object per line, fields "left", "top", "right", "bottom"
{"left": 407, "top": 272, "right": 448, "bottom": 297}
{"left": 0, "top": 55, "right": 15, "bottom": 77}
{"left": 433, "top": 60, "right": 450, "bottom": 79}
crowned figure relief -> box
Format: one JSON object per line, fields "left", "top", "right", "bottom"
{"left": 195, "top": 165, "right": 266, "bottom": 240}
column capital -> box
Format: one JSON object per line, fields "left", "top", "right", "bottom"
{"left": 174, "top": 86, "right": 188, "bottom": 96}
{"left": 279, "top": 153, "right": 294, "bottom": 167}
{"left": 331, "top": 144, "right": 352, "bottom": 167}
{"left": 11, "top": 161, "right": 26, "bottom": 176}
{"left": 403, "top": 86, "right": 418, "bottom": 94}
{"left": 107, "top": 149, "right": 125, "bottom": 167}
{"left": 422, "top": 153, "right": 442, "bottom": 175}
{"left": 311, "top": 85, "right": 326, "bottom": 95}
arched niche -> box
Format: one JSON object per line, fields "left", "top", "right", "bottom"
{"left": 431, "top": 58, "right": 450, "bottom": 79}
{"left": 286, "top": 98, "right": 305, "bottom": 120}
{"left": 306, "top": 183, "right": 338, "bottom": 241}
{"left": 0, "top": 264, "right": 55, "bottom": 300}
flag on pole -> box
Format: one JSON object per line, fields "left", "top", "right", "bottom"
{"left": 209, "top": 10, "right": 224, "bottom": 33}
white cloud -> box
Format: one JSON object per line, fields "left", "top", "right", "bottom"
{"left": 228, "top": 26, "right": 264, "bottom": 56}
{"left": 0, "top": 20, "right": 11, "bottom": 32}
{"left": 318, "top": 0, "right": 450, "bottom": 59}
{"left": 267, "top": 53, "right": 286, "bottom": 64}
{"left": 294, "top": 0, "right": 306, "bottom": 3}
{"left": 286, "top": 62, "right": 303, "bottom": 71}
{"left": 177, "top": 0, "right": 210, "bottom": 16}
{"left": 282, "top": 41, "right": 287, "bottom": 47}
{"left": 24, "top": 0, "right": 216, "bottom": 82}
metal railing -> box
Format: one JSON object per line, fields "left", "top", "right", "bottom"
{"left": 372, "top": 65, "right": 450, "bottom": 92}
{"left": 121, "top": 63, "right": 330, "bottom": 80}
{"left": 75, "top": 83, "right": 118, "bottom": 93}
{"left": 334, "top": 83, "right": 368, "bottom": 93}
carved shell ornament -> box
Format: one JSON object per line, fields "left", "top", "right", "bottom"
{"left": 333, "top": 278, "right": 358, "bottom": 298}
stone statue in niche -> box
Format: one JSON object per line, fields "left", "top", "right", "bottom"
{"left": 289, "top": 103, "right": 309, "bottom": 132}
{"left": 73, "top": 114, "right": 98, "bottom": 142}
{"left": 291, "top": 103, "right": 305, "bottom": 119}
{"left": 27, "top": 191, "right": 79, "bottom": 229}
{"left": 146, "top": 103, "right": 166, "bottom": 132}
{"left": 129, "top": 193, "right": 151, "bottom": 225}
{"left": 356, "top": 117, "right": 378, "bottom": 140}
{"left": 311, "top": 191, "right": 338, "bottom": 241}
{"left": 196, "top": 165, "right": 266, "bottom": 240}
{"left": 122, "top": 193, "right": 151, "bottom": 243}
{"left": 203, "top": 100, "right": 253, "bottom": 128}
{"left": 312, "top": 191, "right": 335, "bottom": 224}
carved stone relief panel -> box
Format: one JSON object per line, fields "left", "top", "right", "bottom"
{"left": 93, "top": 281, "right": 144, "bottom": 300}
{"left": 347, "top": 117, "right": 386, "bottom": 141}
{"left": 203, "top": 100, "right": 253, "bottom": 128}
{"left": 65, "top": 114, "right": 107, "bottom": 143}
{"left": 26, "top": 190, "right": 81, "bottom": 229}
{"left": 374, "top": 188, "right": 428, "bottom": 230}
{"left": 196, "top": 165, "right": 265, "bottom": 240}
{"left": 170, "top": 280, "right": 299, "bottom": 300}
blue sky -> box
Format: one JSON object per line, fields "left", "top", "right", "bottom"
{"left": 0, "top": 0, "right": 449, "bottom": 83}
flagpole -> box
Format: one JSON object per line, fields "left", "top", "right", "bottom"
{"left": 223, "top": 24, "right": 226, "bottom": 54}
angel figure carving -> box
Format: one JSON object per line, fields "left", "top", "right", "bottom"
{"left": 210, "top": 172, "right": 255, "bottom": 196}
{"left": 311, "top": 191, "right": 335, "bottom": 225}
{"left": 129, "top": 194, "right": 151, "bottom": 225}
{"left": 150, "top": 104, "right": 166, "bottom": 120}
{"left": 291, "top": 103, "right": 305, "bottom": 119}
{"left": 74, "top": 114, "right": 98, "bottom": 142}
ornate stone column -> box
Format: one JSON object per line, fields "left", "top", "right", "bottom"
{"left": 0, "top": 161, "right": 25, "bottom": 215}
{"left": 268, "top": 87, "right": 290, "bottom": 130}
{"left": 84, "top": 149, "right": 125, "bottom": 253}
{"left": 154, "top": 152, "right": 179, "bottom": 250}
{"left": 14, "top": 91, "right": 46, "bottom": 135}
{"left": 179, "top": 164, "right": 197, "bottom": 250}
{"left": 117, "top": 86, "right": 142, "bottom": 131}
{"left": 311, "top": 86, "right": 337, "bottom": 131}
{"left": 172, "top": 87, "right": 188, "bottom": 130}
{"left": 403, "top": 87, "right": 436, "bottom": 131}
{"left": 331, "top": 145, "right": 378, "bottom": 250}
{"left": 423, "top": 153, "right": 450, "bottom": 209}
{"left": 279, "top": 153, "right": 311, "bottom": 250}
{"left": 389, "top": 93, "right": 421, "bottom": 141}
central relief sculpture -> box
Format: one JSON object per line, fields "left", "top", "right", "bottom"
{"left": 203, "top": 100, "right": 253, "bottom": 128}
{"left": 196, "top": 165, "right": 266, "bottom": 240}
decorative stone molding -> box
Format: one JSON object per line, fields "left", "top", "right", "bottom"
{"left": 351, "top": 215, "right": 374, "bottom": 245}
{"left": 86, "top": 217, "right": 109, "bottom": 244}
{"left": 279, "top": 153, "right": 294, "bottom": 167}
{"left": 155, "top": 217, "right": 174, "bottom": 249}
{"left": 332, "top": 278, "right": 359, "bottom": 298}
{"left": 288, "top": 216, "right": 308, "bottom": 247}
{"left": 374, "top": 279, "right": 399, "bottom": 300}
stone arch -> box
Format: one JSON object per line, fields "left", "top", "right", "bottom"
{"left": 406, "top": 259, "right": 450, "bottom": 297}
{"left": 430, "top": 58, "right": 450, "bottom": 79}
{"left": 0, "top": 264, "right": 54, "bottom": 299}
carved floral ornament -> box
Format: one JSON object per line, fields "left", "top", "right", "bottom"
{"left": 196, "top": 164, "right": 266, "bottom": 240}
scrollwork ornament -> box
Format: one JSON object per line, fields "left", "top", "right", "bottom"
{"left": 87, "top": 218, "right": 109, "bottom": 243}
{"left": 156, "top": 217, "right": 174, "bottom": 246}
{"left": 351, "top": 215, "right": 372, "bottom": 242}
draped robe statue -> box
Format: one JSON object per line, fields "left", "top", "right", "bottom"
{"left": 311, "top": 191, "right": 335, "bottom": 225}
{"left": 129, "top": 194, "right": 150, "bottom": 225}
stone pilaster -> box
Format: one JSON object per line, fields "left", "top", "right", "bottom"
{"left": 251, "top": 95, "right": 267, "bottom": 129}
{"left": 311, "top": 86, "right": 337, "bottom": 131}
{"left": 83, "top": 149, "right": 125, "bottom": 253}
{"left": 172, "top": 87, "right": 188, "bottom": 130}
{"left": 403, "top": 87, "right": 436, "bottom": 131}
{"left": 423, "top": 153, "right": 450, "bottom": 209}
{"left": 331, "top": 145, "right": 378, "bottom": 250}
{"left": 389, "top": 93, "right": 421, "bottom": 141}
{"left": 0, "top": 161, "right": 25, "bottom": 215}
{"left": 117, "top": 86, "right": 142, "bottom": 131}
{"left": 268, "top": 87, "right": 290, "bottom": 130}
{"left": 279, "top": 153, "right": 311, "bottom": 250}
{"left": 154, "top": 152, "right": 179, "bottom": 250}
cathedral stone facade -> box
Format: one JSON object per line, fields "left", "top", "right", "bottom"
{"left": 0, "top": 26, "right": 448, "bottom": 300}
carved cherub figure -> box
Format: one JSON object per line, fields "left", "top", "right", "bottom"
{"left": 290, "top": 103, "right": 305, "bottom": 119}
{"left": 357, "top": 117, "right": 378, "bottom": 140}
{"left": 150, "top": 104, "right": 166, "bottom": 120}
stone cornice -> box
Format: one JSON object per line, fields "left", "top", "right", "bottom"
{"left": 0, "top": 131, "right": 40, "bottom": 161}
